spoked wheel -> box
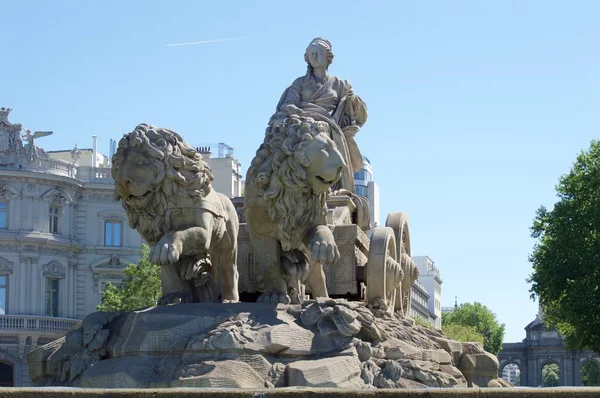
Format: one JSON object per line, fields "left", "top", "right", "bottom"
{"left": 385, "top": 212, "right": 416, "bottom": 317}
{"left": 366, "top": 227, "right": 403, "bottom": 314}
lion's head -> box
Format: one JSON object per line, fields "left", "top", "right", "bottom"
{"left": 112, "top": 123, "right": 213, "bottom": 243}
{"left": 247, "top": 115, "right": 346, "bottom": 251}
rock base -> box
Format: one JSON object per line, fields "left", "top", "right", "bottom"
{"left": 28, "top": 299, "right": 509, "bottom": 389}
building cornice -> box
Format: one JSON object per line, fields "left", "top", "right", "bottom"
{"left": 0, "top": 231, "right": 84, "bottom": 253}
{"left": 0, "top": 170, "right": 84, "bottom": 189}
{"left": 0, "top": 171, "right": 116, "bottom": 193}
{"left": 91, "top": 245, "right": 141, "bottom": 256}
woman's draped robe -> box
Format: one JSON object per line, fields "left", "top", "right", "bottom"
{"left": 273, "top": 74, "right": 368, "bottom": 193}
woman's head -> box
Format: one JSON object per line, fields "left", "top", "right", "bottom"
{"left": 304, "top": 37, "right": 334, "bottom": 73}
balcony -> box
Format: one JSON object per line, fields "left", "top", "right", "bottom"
{"left": 0, "top": 315, "right": 81, "bottom": 337}
{"left": 75, "top": 166, "right": 114, "bottom": 184}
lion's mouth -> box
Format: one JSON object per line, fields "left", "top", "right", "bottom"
{"left": 316, "top": 168, "right": 343, "bottom": 186}
{"left": 127, "top": 190, "right": 152, "bottom": 201}
{"left": 316, "top": 175, "right": 335, "bottom": 185}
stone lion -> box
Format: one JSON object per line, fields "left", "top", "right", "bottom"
{"left": 244, "top": 115, "right": 346, "bottom": 304}
{"left": 112, "top": 124, "right": 239, "bottom": 304}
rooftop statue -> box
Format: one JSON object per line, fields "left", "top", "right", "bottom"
{"left": 23, "top": 128, "right": 53, "bottom": 161}
{"left": 112, "top": 124, "right": 239, "bottom": 304}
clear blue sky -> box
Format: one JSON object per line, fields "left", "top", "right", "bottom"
{"left": 2, "top": 1, "right": 599, "bottom": 343}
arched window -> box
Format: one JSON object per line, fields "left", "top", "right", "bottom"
{"left": 0, "top": 361, "right": 13, "bottom": 386}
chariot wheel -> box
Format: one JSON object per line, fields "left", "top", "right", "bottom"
{"left": 385, "top": 212, "right": 414, "bottom": 317}
{"left": 366, "top": 227, "right": 403, "bottom": 313}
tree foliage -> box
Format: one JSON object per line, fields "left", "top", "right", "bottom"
{"left": 96, "top": 245, "right": 162, "bottom": 312}
{"left": 542, "top": 363, "right": 560, "bottom": 387}
{"left": 441, "top": 302, "right": 505, "bottom": 355}
{"left": 441, "top": 323, "right": 484, "bottom": 345}
{"left": 412, "top": 315, "right": 434, "bottom": 329}
{"left": 581, "top": 361, "right": 600, "bottom": 386}
{"left": 528, "top": 140, "right": 600, "bottom": 352}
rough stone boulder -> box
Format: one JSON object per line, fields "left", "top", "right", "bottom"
{"left": 458, "top": 342, "right": 501, "bottom": 387}
{"left": 28, "top": 299, "right": 507, "bottom": 389}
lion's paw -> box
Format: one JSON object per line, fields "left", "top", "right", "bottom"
{"left": 157, "top": 292, "right": 194, "bottom": 306}
{"left": 257, "top": 290, "right": 291, "bottom": 304}
{"left": 289, "top": 288, "right": 304, "bottom": 305}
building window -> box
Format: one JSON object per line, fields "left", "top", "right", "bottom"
{"left": 104, "top": 220, "right": 122, "bottom": 247}
{"left": 49, "top": 205, "right": 59, "bottom": 234}
{"left": 46, "top": 278, "right": 59, "bottom": 317}
{"left": 353, "top": 169, "right": 372, "bottom": 182}
{"left": 356, "top": 185, "right": 368, "bottom": 197}
{"left": 0, "top": 203, "right": 6, "bottom": 229}
{"left": 0, "top": 276, "right": 6, "bottom": 315}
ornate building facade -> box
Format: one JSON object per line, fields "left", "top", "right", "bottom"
{"left": 0, "top": 108, "right": 142, "bottom": 386}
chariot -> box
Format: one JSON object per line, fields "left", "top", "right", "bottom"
{"left": 233, "top": 195, "right": 418, "bottom": 316}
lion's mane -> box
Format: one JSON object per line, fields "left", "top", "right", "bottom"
{"left": 112, "top": 123, "right": 213, "bottom": 244}
{"left": 248, "top": 115, "right": 330, "bottom": 251}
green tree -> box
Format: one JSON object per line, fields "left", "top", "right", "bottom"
{"left": 542, "top": 363, "right": 560, "bottom": 387}
{"left": 581, "top": 361, "right": 600, "bottom": 386}
{"left": 442, "top": 323, "right": 484, "bottom": 345}
{"left": 528, "top": 140, "right": 600, "bottom": 352}
{"left": 413, "top": 315, "right": 434, "bottom": 329}
{"left": 97, "top": 245, "right": 162, "bottom": 312}
{"left": 442, "top": 302, "right": 505, "bottom": 355}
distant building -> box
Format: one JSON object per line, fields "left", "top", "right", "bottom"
{"left": 412, "top": 256, "right": 443, "bottom": 329}
{"left": 410, "top": 279, "right": 434, "bottom": 325}
{"left": 502, "top": 363, "right": 520, "bottom": 385}
{"left": 197, "top": 143, "right": 242, "bottom": 198}
{"left": 442, "top": 297, "right": 458, "bottom": 314}
{"left": 498, "top": 311, "right": 600, "bottom": 387}
{"left": 353, "top": 156, "right": 379, "bottom": 227}
{"left": 0, "top": 108, "right": 142, "bottom": 386}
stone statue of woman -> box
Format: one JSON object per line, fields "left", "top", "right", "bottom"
{"left": 268, "top": 37, "right": 368, "bottom": 192}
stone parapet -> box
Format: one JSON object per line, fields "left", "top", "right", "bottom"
{"left": 2, "top": 387, "right": 600, "bottom": 397}
{"left": 0, "top": 315, "right": 80, "bottom": 337}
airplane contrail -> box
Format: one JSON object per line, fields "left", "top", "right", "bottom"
{"left": 166, "top": 34, "right": 274, "bottom": 47}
